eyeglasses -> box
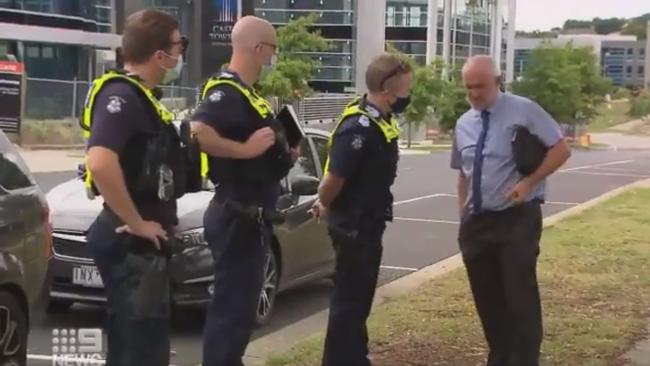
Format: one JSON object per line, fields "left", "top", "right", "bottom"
{"left": 380, "top": 60, "right": 408, "bottom": 89}
{"left": 170, "top": 36, "right": 189, "bottom": 55}
{"left": 260, "top": 42, "right": 278, "bottom": 52}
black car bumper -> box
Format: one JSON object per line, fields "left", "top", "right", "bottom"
{"left": 48, "top": 233, "right": 215, "bottom": 306}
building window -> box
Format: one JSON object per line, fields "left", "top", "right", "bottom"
{"left": 640, "top": 66, "right": 645, "bottom": 75}
{"left": 627, "top": 48, "right": 634, "bottom": 55}
{"left": 626, "top": 65, "right": 633, "bottom": 75}
{"left": 26, "top": 46, "right": 39, "bottom": 58}
{"left": 409, "top": 6, "right": 421, "bottom": 27}
{"left": 387, "top": 6, "right": 395, "bottom": 26}
{"left": 41, "top": 46, "right": 54, "bottom": 59}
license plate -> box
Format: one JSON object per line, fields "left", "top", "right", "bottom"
{"left": 72, "top": 266, "right": 104, "bottom": 288}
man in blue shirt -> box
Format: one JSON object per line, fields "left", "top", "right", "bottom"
{"left": 451, "top": 55, "right": 571, "bottom": 366}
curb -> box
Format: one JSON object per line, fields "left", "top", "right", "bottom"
{"left": 245, "top": 177, "right": 650, "bottom": 363}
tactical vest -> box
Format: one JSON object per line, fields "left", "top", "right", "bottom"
{"left": 81, "top": 70, "right": 185, "bottom": 202}
{"left": 325, "top": 99, "right": 401, "bottom": 213}
{"left": 198, "top": 73, "right": 292, "bottom": 185}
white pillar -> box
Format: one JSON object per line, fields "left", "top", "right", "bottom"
{"left": 441, "top": 0, "right": 452, "bottom": 67}
{"left": 355, "top": 0, "right": 386, "bottom": 94}
{"left": 505, "top": 0, "right": 516, "bottom": 83}
{"left": 493, "top": 0, "right": 504, "bottom": 74}
{"left": 426, "top": 0, "right": 439, "bottom": 64}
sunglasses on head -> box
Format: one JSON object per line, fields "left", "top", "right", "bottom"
{"left": 380, "top": 60, "right": 408, "bottom": 90}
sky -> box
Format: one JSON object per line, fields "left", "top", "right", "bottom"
{"left": 516, "top": 0, "right": 650, "bottom": 31}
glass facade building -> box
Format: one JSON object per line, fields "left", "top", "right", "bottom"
{"left": 0, "top": 0, "right": 116, "bottom": 80}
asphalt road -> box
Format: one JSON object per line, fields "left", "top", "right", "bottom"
{"left": 28, "top": 148, "right": 650, "bottom": 366}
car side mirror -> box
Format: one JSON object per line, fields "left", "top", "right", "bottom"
{"left": 290, "top": 175, "right": 320, "bottom": 196}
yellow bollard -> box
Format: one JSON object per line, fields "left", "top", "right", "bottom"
{"left": 579, "top": 134, "right": 591, "bottom": 147}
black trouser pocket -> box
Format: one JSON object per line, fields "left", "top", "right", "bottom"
{"left": 119, "top": 250, "right": 171, "bottom": 320}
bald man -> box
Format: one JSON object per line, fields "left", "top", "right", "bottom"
{"left": 451, "top": 55, "right": 571, "bottom": 366}
{"left": 191, "top": 16, "right": 297, "bottom": 366}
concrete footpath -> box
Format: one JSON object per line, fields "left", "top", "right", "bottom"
{"left": 591, "top": 132, "right": 650, "bottom": 150}
{"left": 242, "top": 178, "right": 650, "bottom": 366}
{"left": 17, "top": 148, "right": 83, "bottom": 173}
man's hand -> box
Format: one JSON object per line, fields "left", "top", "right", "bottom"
{"left": 290, "top": 146, "right": 300, "bottom": 162}
{"left": 308, "top": 199, "right": 329, "bottom": 222}
{"left": 243, "top": 127, "right": 275, "bottom": 158}
{"left": 116, "top": 220, "right": 168, "bottom": 250}
{"left": 507, "top": 177, "right": 535, "bottom": 204}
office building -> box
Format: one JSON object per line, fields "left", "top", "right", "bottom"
{"left": 118, "top": 0, "right": 517, "bottom": 93}
{"left": 0, "top": 0, "right": 119, "bottom": 80}
{"left": 514, "top": 33, "right": 647, "bottom": 89}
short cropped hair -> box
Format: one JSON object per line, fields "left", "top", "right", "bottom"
{"left": 365, "top": 53, "right": 412, "bottom": 93}
{"left": 121, "top": 9, "right": 179, "bottom": 64}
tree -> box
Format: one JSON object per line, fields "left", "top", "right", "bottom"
{"left": 512, "top": 44, "right": 610, "bottom": 124}
{"left": 512, "top": 45, "right": 583, "bottom": 123}
{"left": 384, "top": 47, "right": 467, "bottom": 143}
{"left": 257, "top": 14, "right": 330, "bottom": 102}
{"left": 563, "top": 19, "right": 593, "bottom": 31}
{"left": 621, "top": 14, "right": 650, "bottom": 40}
{"left": 593, "top": 17, "right": 626, "bottom": 35}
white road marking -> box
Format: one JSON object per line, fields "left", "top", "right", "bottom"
{"left": 393, "top": 216, "right": 460, "bottom": 225}
{"left": 394, "top": 193, "right": 455, "bottom": 206}
{"left": 546, "top": 201, "right": 579, "bottom": 206}
{"left": 587, "top": 166, "right": 650, "bottom": 174}
{"left": 380, "top": 265, "right": 419, "bottom": 272}
{"left": 560, "top": 171, "right": 650, "bottom": 178}
{"left": 559, "top": 159, "right": 634, "bottom": 172}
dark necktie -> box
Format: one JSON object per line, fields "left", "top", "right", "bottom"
{"left": 472, "top": 110, "right": 490, "bottom": 213}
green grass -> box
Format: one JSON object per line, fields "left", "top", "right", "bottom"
{"left": 269, "top": 189, "right": 650, "bottom": 366}
{"left": 20, "top": 119, "right": 84, "bottom": 146}
{"left": 588, "top": 101, "right": 633, "bottom": 133}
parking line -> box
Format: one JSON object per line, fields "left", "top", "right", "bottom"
{"left": 560, "top": 171, "right": 650, "bottom": 178}
{"left": 559, "top": 159, "right": 634, "bottom": 172}
{"left": 546, "top": 201, "right": 579, "bottom": 206}
{"left": 380, "top": 265, "right": 419, "bottom": 272}
{"left": 394, "top": 193, "right": 455, "bottom": 206}
{"left": 393, "top": 217, "right": 460, "bottom": 225}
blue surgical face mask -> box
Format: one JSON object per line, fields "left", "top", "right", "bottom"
{"left": 161, "top": 54, "right": 183, "bottom": 84}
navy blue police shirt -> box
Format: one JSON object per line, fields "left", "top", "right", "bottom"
{"left": 328, "top": 98, "right": 399, "bottom": 224}
{"left": 87, "top": 80, "right": 178, "bottom": 226}
{"left": 191, "top": 71, "right": 280, "bottom": 208}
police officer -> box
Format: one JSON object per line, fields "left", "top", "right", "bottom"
{"left": 451, "top": 55, "right": 571, "bottom": 366}
{"left": 190, "top": 16, "right": 298, "bottom": 366}
{"left": 84, "top": 9, "right": 188, "bottom": 366}
{"left": 311, "top": 53, "right": 413, "bottom": 366}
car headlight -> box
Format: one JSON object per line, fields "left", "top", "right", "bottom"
{"left": 178, "top": 228, "right": 207, "bottom": 247}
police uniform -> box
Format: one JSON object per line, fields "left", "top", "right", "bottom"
{"left": 83, "top": 70, "right": 185, "bottom": 366}
{"left": 322, "top": 96, "right": 400, "bottom": 366}
{"left": 451, "top": 92, "right": 563, "bottom": 366}
{"left": 192, "top": 71, "right": 292, "bottom": 366}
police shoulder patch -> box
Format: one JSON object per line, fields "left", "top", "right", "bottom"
{"left": 351, "top": 134, "right": 364, "bottom": 150}
{"left": 358, "top": 115, "right": 371, "bottom": 127}
{"left": 209, "top": 90, "right": 225, "bottom": 102}
{"left": 106, "top": 96, "right": 125, "bottom": 114}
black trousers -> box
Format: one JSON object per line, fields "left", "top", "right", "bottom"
{"left": 87, "top": 210, "right": 171, "bottom": 366}
{"left": 459, "top": 201, "right": 543, "bottom": 366}
{"left": 322, "top": 218, "right": 385, "bottom": 366}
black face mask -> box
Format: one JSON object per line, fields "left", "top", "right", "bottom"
{"left": 390, "top": 95, "right": 411, "bottom": 114}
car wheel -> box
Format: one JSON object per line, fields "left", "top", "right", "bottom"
{"left": 46, "top": 299, "right": 74, "bottom": 313}
{"left": 0, "top": 291, "right": 28, "bottom": 366}
{"left": 256, "top": 246, "right": 279, "bottom": 326}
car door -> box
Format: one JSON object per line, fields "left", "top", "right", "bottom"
{"left": 275, "top": 137, "right": 332, "bottom": 283}
{"left": 0, "top": 135, "right": 48, "bottom": 305}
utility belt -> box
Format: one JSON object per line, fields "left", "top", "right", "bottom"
{"left": 328, "top": 205, "right": 391, "bottom": 240}
{"left": 212, "top": 195, "right": 286, "bottom": 225}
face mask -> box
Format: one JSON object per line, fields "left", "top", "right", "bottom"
{"left": 161, "top": 54, "right": 184, "bottom": 84}
{"left": 260, "top": 54, "right": 278, "bottom": 80}
{"left": 390, "top": 95, "right": 411, "bottom": 114}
